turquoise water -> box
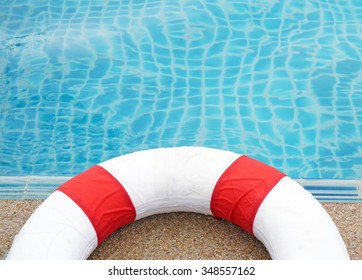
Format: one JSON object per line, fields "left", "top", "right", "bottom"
{"left": 0, "top": 0, "right": 361, "bottom": 181}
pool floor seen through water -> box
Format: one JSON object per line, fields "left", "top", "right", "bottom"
{"left": 0, "top": 0, "right": 361, "bottom": 201}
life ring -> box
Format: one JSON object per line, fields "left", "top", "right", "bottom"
{"left": 7, "top": 147, "right": 349, "bottom": 259}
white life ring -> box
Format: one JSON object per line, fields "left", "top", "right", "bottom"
{"left": 7, "top": 147, "right": 349, "bottom": 259}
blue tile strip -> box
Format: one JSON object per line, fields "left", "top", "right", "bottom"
{"left": 0, "top": 176, "right": 360, "bottom": 202}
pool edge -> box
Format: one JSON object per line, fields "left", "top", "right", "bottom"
{"left": 0, "top": 176, "right": 361, "bottom": 202}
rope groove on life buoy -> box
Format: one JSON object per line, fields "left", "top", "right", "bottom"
{"left": 6, "top": 147, "right": 350, "bottom": 260}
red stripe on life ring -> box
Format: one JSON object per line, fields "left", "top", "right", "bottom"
{"left": 57, "top": 165, "right": 136, "bottom": 244}
{"left": 210, "top": 155, "right": 286, "bottom": 235}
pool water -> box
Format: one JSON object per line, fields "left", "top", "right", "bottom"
{"left": 0, "top": 0, "right": 361, "bottom": 199}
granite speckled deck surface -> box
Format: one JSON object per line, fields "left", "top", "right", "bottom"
{"left": 0, "top": 200, "right": 360, "bottom": 260}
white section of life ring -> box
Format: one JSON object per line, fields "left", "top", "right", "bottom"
{"left": 253, "top": 177, "right": 350, "bottom": 259}
{"left": 99, "top": 147, "right": 239, "bottom": 219}
{"left": 7, "top": 191, "right": 97, "bottom": 259}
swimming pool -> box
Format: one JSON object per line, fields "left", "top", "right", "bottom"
{"left": 0, "top": 0, "right": 361, "bottom": 200}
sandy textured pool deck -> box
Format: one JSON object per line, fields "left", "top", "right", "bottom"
{"left": 0, "top": 200, "right": 360, "bottom": 260}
